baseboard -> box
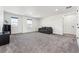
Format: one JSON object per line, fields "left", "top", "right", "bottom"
{"left": 64, "top": 33, "right": 76, "bottom": 36}
{"left": 11, "top": 31, "right": 37, "bottom": 35}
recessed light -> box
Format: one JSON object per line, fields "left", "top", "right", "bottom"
{"left": 56, "top": 9, "right": 58, "bottom": 11}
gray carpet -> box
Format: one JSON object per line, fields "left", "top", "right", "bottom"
{"left": 0, "top": 32, "right": 79, "bottom": 53}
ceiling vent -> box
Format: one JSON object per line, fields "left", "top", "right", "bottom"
{"left": 66, "top": 6, "right": 72, "bottom": 9}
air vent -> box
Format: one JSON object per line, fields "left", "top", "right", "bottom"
{"left": 66, "top": 6, "right": 72, "bottom": 9}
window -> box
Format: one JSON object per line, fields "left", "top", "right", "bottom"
{"left": 11, "top": 17, "right": 18, "bottom": 26}
{"left": 27, "top": 19, "right": 32, "bottom": 24}
{"left": 27, "top": 19, "right": 32, "bottom": 28}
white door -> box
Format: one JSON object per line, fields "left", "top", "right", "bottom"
{"left": 11, "top": 17, "right": 19, "bottom": 34}
{"left": 64, "top": 15, "right": 76, "bottom": 35}
{"left": 76, "top": 12, "right": 79, "bottom": 47}
{"left": 23, "top": 18, "right": 27, "bottom": 33}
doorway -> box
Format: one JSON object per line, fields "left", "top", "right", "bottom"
{"left": 11, "top": 17, "right": 19, "bottom": 34}
{"left": 63, "top": 14, "right": 76, "bottom": 35}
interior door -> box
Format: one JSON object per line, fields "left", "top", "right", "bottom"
{"left": 64, "top": 15, "right": 76, "bottom": 35}
{"left": 76, "top": 14, "right": 79, "bottom": 37}
{"left": 11, "top": 17, "right": 19, "bottom": 34}
{"left": 76, "top": 13, "right": 79, "bottom": 47}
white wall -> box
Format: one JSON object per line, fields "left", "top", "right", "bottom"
{"left": 4, "top": 12, "right": 23, "bottom": 34}
{"left": 40, "top": 15, "right": 64, "bottom": 35}
{"left": 1, "top": 6, "right": 77, "bottom": 36}
{"left": 32, "top": 18, "right": 40, "bottom": 31}
{"left": 4, "top": 11, "right": 40, "bottom": 34}
{"left": 0, "top": 7, "right": 4, "bottom": 33}
{"left": 23, "top": 16, "right": 40, "bottom": 33}
{"left": 40, "top": 12, "right": 77, "bottom": 35}
{"left": 63, "top": 14, "right": 77, "bottom": 35}
{"left": 76, "top": 7, "right": 79, "bottom": 47}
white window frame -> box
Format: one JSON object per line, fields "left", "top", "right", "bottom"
{"left": 11, "top": 17, "right": 18, "bottom": 26}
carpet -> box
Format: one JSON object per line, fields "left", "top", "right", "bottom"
{"left": 0, "top": 32, "right": 79, "bottom": 53}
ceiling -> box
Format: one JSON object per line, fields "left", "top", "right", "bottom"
{"left": 3, "top": 6, "right": 77, "bottom": 18}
